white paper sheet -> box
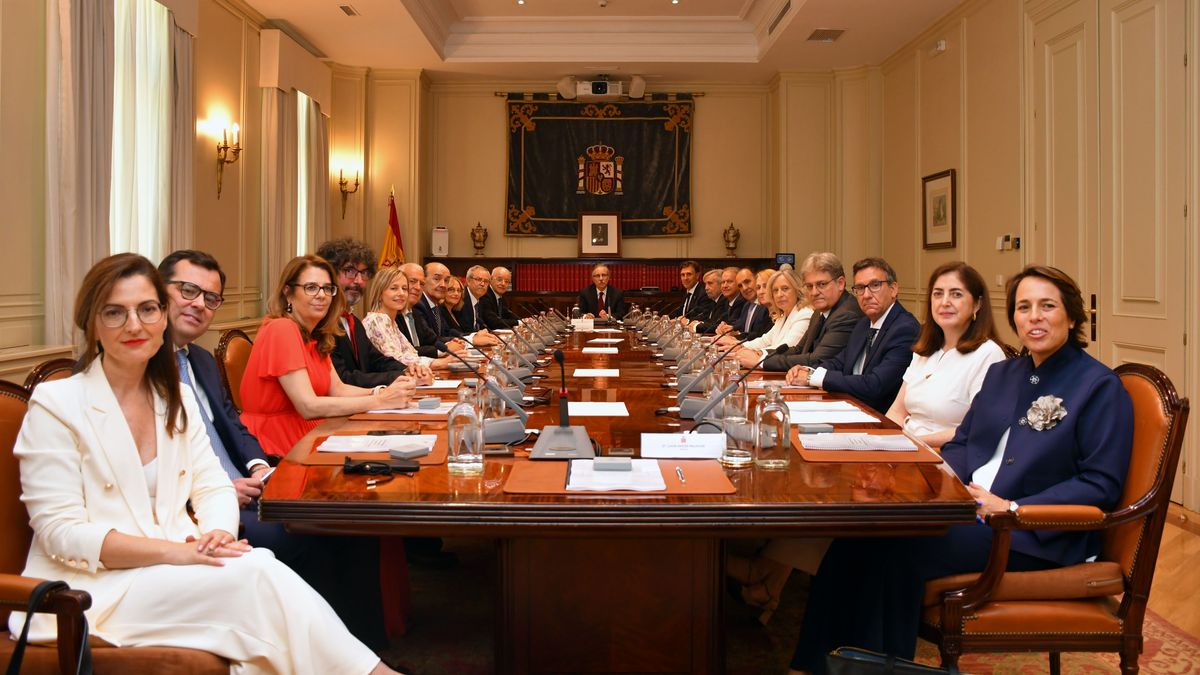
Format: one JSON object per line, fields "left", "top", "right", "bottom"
{"left": 799, "top": 433, "right": 917, "bottom": 451}
{"left": 573, "top": 368, "right": 620, "bottom": 377}
{"left": 788, "top": 410, "right": 879, "bottom": 424}
{"left": 366, "top": 401, "right": 457, "bottom": 415}
{"left": 416, "top": 380, "right": 463, "bottom": 389}
{"left": 587, "top": 338, "right": 625, "bottom": 344}
{"left": 317, "top": 434, "right": 439, "bottom": 453}
{"left": 567, "top": 401, "right": 630, "bottom": 417}
{"left": 566, "top": 459, "right": 667, "bottom": 491}
{"left": 639, "top": 433, "right": 725, "bottom": 459}
{"left": 590, "top": 328, "right": 623, "bottom": 333}
{"left": 581, "top": 347, "right": 619, "bottom": 354}
{"left": 747, "top": 380, "right": 813, "bottom": 391}
{"left": 786, "top": 401, "right": 861, "bottom": 412}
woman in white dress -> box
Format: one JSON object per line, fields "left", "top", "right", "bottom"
{"left": 10, "top": 253, "right": 400, "bottom": 675}
{"left": 362, "top": 265, "right": 455, "bottom": 370}
{"left": 726, "top": 268, "right": 813, "bottom": 369}
{"left": 885, "top": 261, "right": 1005, "bottom": 448}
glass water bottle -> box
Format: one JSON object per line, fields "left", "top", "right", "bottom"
{"left": 754, "top": 382, "right": 792, "bottom": 469}
{"left": 447, "top": 386, "right": 484, "bottom": 474}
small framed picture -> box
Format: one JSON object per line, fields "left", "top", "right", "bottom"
{"left": 922, "top": 169, "right": 957, "bottom": 250}
{"left": 579, "top": 212, "right": 621, "bottom": 257}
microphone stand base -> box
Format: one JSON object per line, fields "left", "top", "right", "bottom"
{"left": 528, "top": 425, "right": 595, "bottom": 460}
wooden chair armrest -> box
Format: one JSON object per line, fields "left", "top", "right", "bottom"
{"left": 0, "top": 573, "right": 92, "bottom": 675}
{"left": 1009, "top": 504, "right": 1107, "bottom": 529}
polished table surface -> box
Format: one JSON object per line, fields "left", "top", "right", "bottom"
{"left": 261, "top": 324, "right": 975, "bottom": 674}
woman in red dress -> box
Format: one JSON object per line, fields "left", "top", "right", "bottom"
{"left": 241, "top": 255, "right": 416, "bottom": 457}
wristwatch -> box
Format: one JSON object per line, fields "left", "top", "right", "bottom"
{"left": 1007, "top": 500, "right": 1020, "bottom": 513}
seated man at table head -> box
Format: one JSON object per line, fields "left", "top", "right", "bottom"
{"left": 315, "top": 238, "right": 417, "bottom": 388}
{"left": 488, "top": 266, "right": 521, "bottom": 324}
{"left": 677, "top": 260, "right": 714, "bottom": 321}
{"left": 763, "top": 251, "right": 863, "bottom": 371}
{"left": 786, "top": 256, "right": 920, "bottom": 414}
{"left": 160, "top": 248, "right": 391, "bottom": 649}
{"left": 578, "top": 263, "right": 626, "bottom": 319}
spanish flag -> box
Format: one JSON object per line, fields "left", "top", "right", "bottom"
{"left": 378, "top": 188, "right": 406, "bottom": 268}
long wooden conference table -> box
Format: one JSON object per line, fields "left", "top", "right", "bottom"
{"left": 261, "top": 323, "right": 975, "bottom": 675}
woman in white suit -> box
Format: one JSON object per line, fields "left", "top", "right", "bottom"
{"left": 720, "top": 268, "right": 813, "bottom": 368}
{"left": 9, "top": 254, "right": 399, "bottom": 675}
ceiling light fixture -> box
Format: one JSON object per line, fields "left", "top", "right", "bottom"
{"left": 517, "top": 0, "right": 524, "bottom": 5}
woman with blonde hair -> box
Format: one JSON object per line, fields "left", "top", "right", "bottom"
{"left": 443, "top": 275, "right": 467, "bottom": 332}
{"left": 721, "top": 268, "right": 813, "bottom": 368}
{"left": 362, "top": 265, "right": 456, "bottom": 370}
{"left": 240, "top": 255, "right": 416, "bottom": 458}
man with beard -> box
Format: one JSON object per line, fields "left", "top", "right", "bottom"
{"left": 316, "top": 238, "right": 429, "bottom": 387}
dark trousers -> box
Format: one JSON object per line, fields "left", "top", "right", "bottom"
{"left": 790, "top": 523, "right": 1058, "bottom": 672}
{"left": 241, "top": 505, "right": 388, "bottom": 651}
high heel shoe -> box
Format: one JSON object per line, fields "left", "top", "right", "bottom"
{"left": 738, "top": 558, "right": 791, "bottom": 626}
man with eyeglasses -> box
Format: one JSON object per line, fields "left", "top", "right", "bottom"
{"left": 487, "top": 266, "right": 520, "bottom": 325}
{"left": 315, "top": 238, "right": 420, "bottom": 388}
{"left": 460, "top": 265, "right": 507, "bottom": 331}
{"left": 716, "top": 267, "right": 771, "bottom": 340}
{"left": 578, "top": 264, "right": 626, "bottom": 320}
{"left": 158, "top": 249, "right": 389, "bottom": 649}
{"left": 763, "top": 251, "right": 864, "bottom": 372}
{"left": 416, "top": 262, "right": 498, "bottom": 348}
{"left": 785, "top": 256, "right": 920, "bottom": 414}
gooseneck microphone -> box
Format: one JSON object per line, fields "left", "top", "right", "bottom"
{"left": 464, "top": 341, "right": 529, "bottom": 390}
{"left": 554, "top": 349, "right": 569, "bottom": 428}
{"left": 689, "top": 351, "right": 773, "bottom": 421}
{"left": 677, "top": 335, "right": 755, "bottom": 402}
{"left": 436, "top": 340, "right": 528, "bottom": 443}
{"left": 528, "top": 347, "right": 594, "bottom": 459}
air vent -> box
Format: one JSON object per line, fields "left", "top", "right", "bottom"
{"left": 807, "top": 28, "right": 845, "bottom": 43}
{"left": 768, "top": 1, "right": 791, "bottom": 36}
{"left": 339, "top": 5, "right": 360, "bottom": 17}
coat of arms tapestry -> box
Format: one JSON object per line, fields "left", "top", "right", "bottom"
{"left": 505, "top": 93, "right": 693, "bottom": 238}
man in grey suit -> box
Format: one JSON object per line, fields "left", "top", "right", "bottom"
{"left": 763, "top": 251, "right": 864, "bottom": 371}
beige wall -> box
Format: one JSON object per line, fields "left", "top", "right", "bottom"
{"left": 422, "top": 83, "right": 775, "bottom": 261}
{"left": 0, "top": 0, "right": 46, "bottom": 352}
{"left": 773, "top": 73, "right": 834, "bottom": 259}
{"left": 363, "top": 69, "right": 424, "bottom": 264}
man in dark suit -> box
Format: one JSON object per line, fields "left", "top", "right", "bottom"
{"left": 488, "top": 266, "right": 521, "bottom": 325}
{"left": 786, "top": 256, "right": 920, "bottom": 414}
{"left": 458, "top": 264, "right": 506, "bottom": 331}
{"left": 398, "top": 262, "right": 447, "bottom": 359}
{"left": 764, "top": 252, "right": 864, "bottom": 371}
{"left": 732, "top": 268, "right": 773, "bottom": 340}
{"left": 578, "top": 264, "right": 626, "bottom": 319}
{"left": 159, "top": 249, "right": 387, "bottom": 650}
{"left": 696, "top": 267, "right": 744, "bottom": 334}
{"left": 677, "top": 260, "right": 714, "bottom": 321}
{"left": 315, "top": 238, "right": 424, "bottom": 387}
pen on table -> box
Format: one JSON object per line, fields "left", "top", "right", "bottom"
{"left": 675, "top": 466, "right": 686, "bottom": 484}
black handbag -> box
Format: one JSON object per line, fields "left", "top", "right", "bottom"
{"left": 826, "top": 647, "right": 959, "bottom": 675}
{"left": 5, "top": 579, "right": 92, "bottom": 675}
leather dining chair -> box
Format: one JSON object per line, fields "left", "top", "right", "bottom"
{"left": 22, "top": 358, "right": 76, "bottom": 392}
{"left": 215, "top": 329, "right": 253, "bottom": 413}
{"left": 0, "top": 379, "right": 227, "bottom": 674}
{"left": 919, "top": 363, "right": 1190, "bottom": 675}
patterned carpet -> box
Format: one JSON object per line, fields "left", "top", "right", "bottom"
{"left": 383, "top": 538, "right": 1200, "bottom": 674}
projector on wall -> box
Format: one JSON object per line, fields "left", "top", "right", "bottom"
{"left": 556, "top": 75, "right": 646, "bottom": 100}
{"left": 577, "top": 80, "right": 624, "bottom": 98}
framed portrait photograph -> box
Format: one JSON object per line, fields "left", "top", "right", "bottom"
{"left": 922, "top": 169, "right": 957, "bottom": 250}
{"left": 579, "top": 212, "right": 621, "bottom": 257}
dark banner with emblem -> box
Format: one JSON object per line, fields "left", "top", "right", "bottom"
{"left": 506, "top": 93, "right": 693, "bottom": 238}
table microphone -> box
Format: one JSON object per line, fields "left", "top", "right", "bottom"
{"left": 554, "top": 349, "right": 570, "bottom": 426}
{"left": 436, "top": 341, "right": 528, "bottom": 444}
{"left": 688, "top": 351, "right": 772, "bottom": 421}
{"left": 464, "top": 341, "right": 530, "bottom": 390}
{"left": 528, "top": 348, "right": 594, "bottom": 459}
{"left": 486, "top": 320, "right": 538, "bottom": 370}
{"left": 675, "top": 335, "right": 753, "bottom": 400}
{"left": 494, "top": 315, "right": 546, "bottom": 363}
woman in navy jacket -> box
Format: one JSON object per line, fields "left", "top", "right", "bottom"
{"left": 788, "top": 265, "right": 1134, "bottom": 674}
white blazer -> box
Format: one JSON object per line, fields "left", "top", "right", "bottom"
{"left": 746, "top": 305, "right": 814, "bottom": 356}
{"left": 13, "top": 360, "right": 238, "bottom": 639}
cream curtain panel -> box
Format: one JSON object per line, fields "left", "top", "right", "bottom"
{"left": 45, "top": 0, "right": 114, "bottom": 345}
{"left": 299, "top": 94, "right": 330, "bottom": 257}
{"left": 168, "top": 16, "right": 194, "bottom": 251}
{"left": 261, "top": 87, "right": 299, "bottom": 289}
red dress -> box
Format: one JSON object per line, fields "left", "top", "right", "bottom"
{"left": 240, "top": 317, "right": 331, "bottom": 458}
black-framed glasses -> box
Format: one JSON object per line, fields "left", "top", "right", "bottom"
{"left": 850, "top": 280, "right": 892, "bottom": 297}
{"left": 801, "top": 279, "right": 836, "bottom": 293}
{"left": 339, "top": 265, "right": 372, "bottom": 281}
{"left": 167, "top": 280, "right": 223, "bottom": 310}
{"left": 99, "top": 301, "right": 164, "bottom": 328}
{"left": 290, "top": 283, "right": 338, "bottom": 297}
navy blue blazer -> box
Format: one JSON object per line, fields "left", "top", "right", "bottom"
{"left": 414, "top": 294, "right": 463, "bottom": 340}
{"left": 941, "top": 345, "right": 1133, "bottom": 566}
{"left": 488, "top": 288, "right": 520, "bottom": 325}
{"left": 185, "top": 345, "right": 268, "bottom": 476}
{"left": 818, "top": 301, "right": 920, "bottom": 414}
{"left": 679, "top": 285, "right": 714, "bottom": 321}
{"left": 738, "top": 301, "right": 773, "bottom": 340}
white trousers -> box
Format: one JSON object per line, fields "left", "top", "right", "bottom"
{"left": 94, "top": 548, "right": 380, "bottom": 675}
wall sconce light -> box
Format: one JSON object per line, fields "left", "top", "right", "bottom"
{"left": 338, "top": 169, "right": 360, "bottom": 219}
{"left": 216, "top": 123, "right": 241, "bottom": 199}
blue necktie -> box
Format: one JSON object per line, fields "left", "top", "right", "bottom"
{"left": 744, "top": 305, "right": 755, "bottom": 332}
{"left": 176, "top": 350, "right": 241, "bottom": 481}
{"left": 430, "top": 302, "right": 444, "bottom": 336}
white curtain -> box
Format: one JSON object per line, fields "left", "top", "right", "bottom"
{"left": 168, "top": 16, "right": 193, "bottom": 251}
{"left": 109, "top": 0, "right": 170, "bottom": 260}
{"left": 45, "top": 0, "right": 114, "bottom": 345}
{"left": 261, "top": 87, "right": 298, "bottom": 289}
{"left": 297, "top": 93, "right": 330, "bottom": 256}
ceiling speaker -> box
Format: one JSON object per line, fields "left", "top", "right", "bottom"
{"left": 629, "top": 75, "right": 646, "bottom": 99}
{"left": 556, "top": 76, "right": 577, "bottom": 99}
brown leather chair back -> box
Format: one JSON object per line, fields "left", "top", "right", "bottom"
{"left": 23, "top": 358, "right": 76, "bottom": 392}
{"left": 0, "top": 380, "right": 32, "bottom": 624}
{"left": 1104, "top": 363, "right": 1187, "bottom": 580}
{"left": 215, "top": 329, "right": 253, "bottom": 413}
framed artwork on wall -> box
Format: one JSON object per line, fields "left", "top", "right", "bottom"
{"left": 579, "top": 212, "right": 621, "bottom": 257}
{"left": 922, "top": 169, "right": 957, "bottom": 250}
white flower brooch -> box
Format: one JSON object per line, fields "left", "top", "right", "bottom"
{"left": 1021, "top": 395, "right": 1068, "bottom": 431}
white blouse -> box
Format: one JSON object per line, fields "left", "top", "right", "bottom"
{"left": 746, "top": 305, "right": 813, "bottom": 356}
{"left": 900, "top": 339, "right": 1006, "bottom": 437}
